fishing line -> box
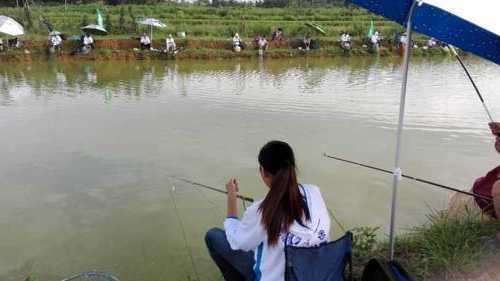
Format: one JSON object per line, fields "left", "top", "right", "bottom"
{"left": 449, "top": 45, "right": 495, "bottom": 123}
{"left": 173, "top": 179, "right": 226, "bottom": 217}
{"left": 323, "top": 153, "right": 493, "bottom": 201}
{"left": 169, "top": 188, "right": 201, "bottom": 281}
{"left": 327, "top": 207, "right": 347, "bottom": 233}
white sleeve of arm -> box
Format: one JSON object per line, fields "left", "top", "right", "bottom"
{"left": 223, "top": 201, "right": 266, "bottom": 251}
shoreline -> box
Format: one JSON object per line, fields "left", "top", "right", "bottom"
{"left": 352, "top": 211, "right": 500, "bottom": 280}
{"left": 0, "top": 38, "right": 451, "bottom": 62}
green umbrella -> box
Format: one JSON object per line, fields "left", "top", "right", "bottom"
{"left": 367, "top": 20, "right": 375, "bottom": 38}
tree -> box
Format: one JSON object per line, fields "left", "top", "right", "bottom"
{"left": 23, "top": 1, "right": 33, "bottom": 30}
{"left": 128, "top": 6, "right": 138, "bottom": 33}
{"left": 105, "top": 0, "right": 122, "bottom": 4}
{"left": 81, "top": 14, "right": 89, "bottom": 27}
{"left": 105, "top": 13, "right": 113, "bottom": 33}
{"left": 118, "top": 6, "right": 126, "bottom": 33}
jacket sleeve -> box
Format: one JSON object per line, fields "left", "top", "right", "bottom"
{"left": 223, "top": 200, "right": 266, "bottom": 251}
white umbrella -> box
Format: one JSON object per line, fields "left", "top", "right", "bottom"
{"left": 138, "top": 18, "right": 167, "bottom": 28}
{"left": 0, "top": 15, "right": 24, "bottom": 36}
{"left": 49, "top": 30, "right": 62, "bottom": 36}
{"left": 138, "top": 18, "right": 167, "bottom": 48}
{"left": 81, "top": 24, "right": 108, "bottom": 36}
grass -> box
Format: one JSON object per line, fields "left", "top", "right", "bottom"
{"left": 352, "top": 210, "right": 500, "bottom": 280}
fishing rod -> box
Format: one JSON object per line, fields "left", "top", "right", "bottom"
{"left": 323, "top": 153, "right": 493, "bottom": 202}
{"left": 169, "top": 175, "right": 254, "bottom": 203}
{"left": 170, "top": 175, "right": 348, "bottom": 231}
{"left": 449, "top": 45, "right": 495, "bottom": 123}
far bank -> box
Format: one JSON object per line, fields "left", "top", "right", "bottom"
{"left": 0, "top": 38, "right": 452, "bottom": 62}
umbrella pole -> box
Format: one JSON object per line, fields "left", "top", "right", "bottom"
{"left": 150, "top": 25, "right": 153, "bottom": 49}
{"left": 388, "top": 0, "right": 418, "bottom": 261}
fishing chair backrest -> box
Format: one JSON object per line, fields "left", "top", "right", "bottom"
{"left": 361, "top": 258, "right": 415, "bottom": 281}
{"left": 285, "top": 232, "right": 353, "bottom": 281}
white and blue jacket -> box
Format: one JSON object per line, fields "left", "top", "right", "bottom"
{"left": 224, "top": 184, "right": 331, "bottom": 281}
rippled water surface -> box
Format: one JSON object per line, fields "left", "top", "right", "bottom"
{"left": 0, "top": 57, "right": 499, "bottom": 280}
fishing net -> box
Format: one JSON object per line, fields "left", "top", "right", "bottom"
{"left": 59, "top": 272, "right": 120, "bottom": 281}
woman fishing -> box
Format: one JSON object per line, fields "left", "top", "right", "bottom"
{"left": 205, "top": 140, "right": 331, "bottom": 281}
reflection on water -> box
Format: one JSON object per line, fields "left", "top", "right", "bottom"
{"left": 0, "top": 57, "right": 499, "bottom": 281}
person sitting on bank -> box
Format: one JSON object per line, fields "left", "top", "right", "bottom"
{"left": 302, "top": 36, "right": 312, "bottom": 50}
{"left": 472, "top": 123, "right": 500, "bottom": 224}
{"left": 258, "top": 36, "right": 268, "bottom": 51}
{"left": 0, "top": 37, "right": 4, "bottom": 52}
{"left": 165, "top": 34, "right": 176, "bottom": 53}
{"left": 272, "top": 27, "right": 284, "bottom": 42}
{"left": 370, "top": 31, "right": 380, "bottom": 50}
{"left": 426, "top": 37, "right": 437, "bottom": 48}
{"left": 8, "top": 37, "right": 21, "bottom": 48}
{"left": 205, "top": 140, "right": 331, "bottom": 281}
{"left": 140, "top": 33, "right": 151, "bottom": 50}
{"left": 233, "top": 33, "right": 243, "bottom": 52}
{"left": 340, "top": 32, "right": 352, "bottom": 50}
{"left": 49, "top": 33, "right": 63, "bottom": 53}
{"left": 82, "top": 33, "right": 94, "bottom": 50}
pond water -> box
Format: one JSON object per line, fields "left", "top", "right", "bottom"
{"left": 0, "top": 56, "right": 499, "bottom": 281}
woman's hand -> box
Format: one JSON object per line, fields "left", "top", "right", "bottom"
{"left": 226, "top": 178, "right": 239, "bottom": 194}
{"left": 489, "top": 122, "right": 500, "bottom": 136}
{"left": 226, "top": 178, "right": 239, "bottom": 218}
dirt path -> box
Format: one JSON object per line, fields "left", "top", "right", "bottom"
{"left": 427, "top": 242, "right": 500, "bottom": 281}
{"left": 451, "top": 255, "right": 500, "bottom": 281}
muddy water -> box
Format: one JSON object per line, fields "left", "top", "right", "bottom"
{"left": 0, "top": 57, "right": 499, "bottom": 281}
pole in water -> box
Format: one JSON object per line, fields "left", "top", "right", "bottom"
{"left": 323, "top": 153, "right": 492, "bottom": 202}
{"left": 449, "top": 45, "right": 494, "bottom": 123}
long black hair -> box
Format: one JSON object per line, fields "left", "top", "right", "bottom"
{"left": 258, "top": 140, "right": 310, "bottom": 246}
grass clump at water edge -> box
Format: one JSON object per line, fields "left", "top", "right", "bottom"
{"left": 351, "top": 210, "right": 500, "bottom": 280}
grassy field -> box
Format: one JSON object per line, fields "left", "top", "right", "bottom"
{"left": 0, "top": 4, "right": 408, "bottom": 41}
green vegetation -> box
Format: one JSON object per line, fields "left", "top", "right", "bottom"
{"left": 352, "top": 210, "right": 500, "bottom": 280}
{"left": 0, "top": 4, "right": 406, "bottom": 40}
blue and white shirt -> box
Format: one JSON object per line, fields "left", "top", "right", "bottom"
{"left": 224, "top": 184, "right": 331, "bottom": 281}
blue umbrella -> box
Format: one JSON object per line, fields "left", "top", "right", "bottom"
{"left": 347, "top": 0, "right": 500, "bottom": 260}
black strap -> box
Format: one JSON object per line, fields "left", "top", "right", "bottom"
{"left": 344, "top": 232, "right": 353, "bottom": 281}
{"left": 284, "top": 232, "right": 292, "bottom": 281}
{"left": 347, "top": 251, "right": 353, "bottom": 281}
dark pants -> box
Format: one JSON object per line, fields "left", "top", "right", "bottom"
{"left": 205, "top": 228, "right": 255, "bottom": 281}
